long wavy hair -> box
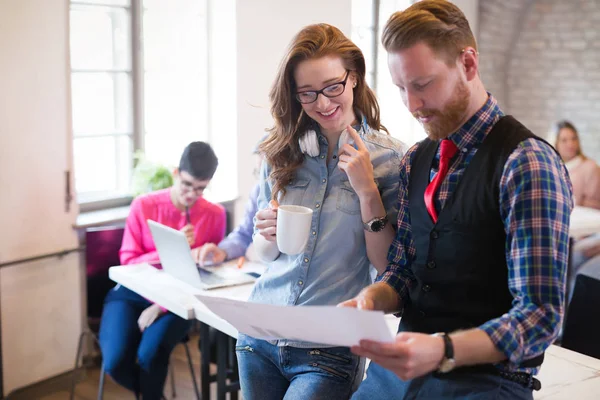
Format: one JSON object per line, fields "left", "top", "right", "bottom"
{"left": 260, "top": 23, "right": 385, "bottom": 201}
{"left": 553, "top": 120, "right": 586, "bottom": 160}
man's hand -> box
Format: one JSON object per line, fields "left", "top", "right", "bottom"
{"left": 338, "top": 282, "right": 401, "bottom": 313}
{"left": 137, "top": 304, "right": 166, "bottom": 332}
{"left": 351, "top": 332, "right": 445, "bottom": 381}
{"left": 193, "top": 243, "right": 227, "bottom": 266}
{"left": 255, "top": 200, "right": 278, "bottom": 242}
{"left": 181, "top": 224, "right": 195, "bottom": 247}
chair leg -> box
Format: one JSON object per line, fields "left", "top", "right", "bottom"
{"left": 97, "top": 363, "right": 106, "bottom": 400}
{"left": 184, "top": 342, "right": 201, "bottom": 400}
{"left": 170, "top": 359, "right": 176, "bottom": 398}
{"left": 69, "top": 330, "right": 89, "bottom": 400}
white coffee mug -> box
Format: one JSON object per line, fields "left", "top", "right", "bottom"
{"left": 276, "top": 205, "right": 313, "bottom": 255}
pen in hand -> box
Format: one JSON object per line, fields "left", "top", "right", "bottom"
{"left": 237, "top": 256, "right": 245, "bottom": 269}
{"left": 185, "top": 205, "right": 191, "bottom": 225}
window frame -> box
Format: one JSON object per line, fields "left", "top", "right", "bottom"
{"left": 71, "top": 0, "right": 215, "bottom": 213}
{"left": 70, "top": 0, "right": 141, "bottom": 212}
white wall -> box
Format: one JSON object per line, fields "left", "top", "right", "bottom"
{"left": 0, "top": 0, "right": 81, "bottom": 394}
{"left": 452, "top": 0, "right": 479, "bottom": 37}
{"left": 234, "top": 0, "right": 352, "bottom": 222}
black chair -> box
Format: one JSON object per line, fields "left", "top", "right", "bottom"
{"left": 70, "top": 226, "right": 124, "bottom": 399}
{"left": 561, "top": 267, "right": 600, "bottom": 359}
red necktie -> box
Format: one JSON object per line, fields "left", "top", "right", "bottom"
{"left": 424, "top": 139, "right": 458, "bottom": 223}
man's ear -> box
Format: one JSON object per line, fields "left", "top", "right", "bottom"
{"left": 460, "top": 47, "right": 478, "bottom": 81}
{"left": 172, "top": 168, "right": 179, "bottom": 179}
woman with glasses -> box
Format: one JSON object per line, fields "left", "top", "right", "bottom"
{"left": 236, "top": 24, "right": 405, "bottom": 400}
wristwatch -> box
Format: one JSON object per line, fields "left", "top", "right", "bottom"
{"left": 363, "top": 215, "right": 389, "bottom": 232}
{"left": 434, "top": 332, "right": 456, "bottom": 373}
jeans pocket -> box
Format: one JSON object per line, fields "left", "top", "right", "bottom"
{"left": 310, "top": 362, "right": 349, "bottom": 380}
{"left": 308, "top": 349, "right": 352, "bottom": 364}
{"left": 307, "top": 348, "right": 356, "bottom": 381}
{"left": 235, "top": 345, "right": 255, "bottom": 354}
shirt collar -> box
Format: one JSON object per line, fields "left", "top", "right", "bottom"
{"left": 447, "top": 93, "right": 504, "bottom": 154}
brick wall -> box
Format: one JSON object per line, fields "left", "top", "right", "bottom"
{"left": 478, "top": 0, "right": 600, "bottom": 161}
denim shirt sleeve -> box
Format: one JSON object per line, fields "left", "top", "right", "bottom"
{"left": 365, "top": 130, "right": 405, "bottom": 227}
{"left": 219, "top": 183, "right": 260, "bottom": 259}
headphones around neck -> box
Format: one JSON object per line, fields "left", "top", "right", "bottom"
{"left": 298, "top": 118, "right": 367, "bottom": 157}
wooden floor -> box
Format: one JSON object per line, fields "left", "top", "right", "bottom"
{"left": 40, "top": 334, "right": 236, "bottom": 400}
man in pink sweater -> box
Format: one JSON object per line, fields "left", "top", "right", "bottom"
{"left": 99, "top": 142, "right": 226, "bottom": 399}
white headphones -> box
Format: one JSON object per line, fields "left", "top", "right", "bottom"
{"left": 298, "top": 118, "right": 366, "bottom": 157}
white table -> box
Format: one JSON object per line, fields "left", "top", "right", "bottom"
{"left": 570, "top": 206, "right": 600, "bottom": 239}
{"left": 110, "top": 263, "right": 600, "bottom": 399}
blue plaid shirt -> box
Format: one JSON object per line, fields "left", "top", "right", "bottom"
{"left": 378, "top": 94, "right": 573, "bottom": 374}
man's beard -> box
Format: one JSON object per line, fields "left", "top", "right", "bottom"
{"left": 413, "top": 80, "right": 470, "bottom": 140}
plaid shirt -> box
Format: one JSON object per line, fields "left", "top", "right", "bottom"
{"left": 378, "top": 95, "right": 573, "bottom": 374}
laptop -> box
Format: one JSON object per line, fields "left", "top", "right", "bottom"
{"left": 147, "top": 219, "right": 256, "bottom": 290}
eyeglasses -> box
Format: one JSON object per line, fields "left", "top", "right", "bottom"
{"left": 180, "top": 179, "right": 207, "bottom": 195}
{"left": 295, "top": 70, "right": 351, "bottom": 104}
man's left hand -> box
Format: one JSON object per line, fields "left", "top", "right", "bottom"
{"left": 351, "top": 332, "right": 445, "bottom": 381}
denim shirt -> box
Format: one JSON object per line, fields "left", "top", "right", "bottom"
{"left": 251, "top": 121, "right": 405, "bottom": 348}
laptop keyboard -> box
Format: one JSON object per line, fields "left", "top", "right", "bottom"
{"left": 197, "top": 267, "right": 227, "bottom": 286}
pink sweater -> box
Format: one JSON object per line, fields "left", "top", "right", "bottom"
{"left": 568, "top": 157, "right": 600, "bottom": 210}
{"left": 119, "top": 188, "right": 226, "bottom": 265}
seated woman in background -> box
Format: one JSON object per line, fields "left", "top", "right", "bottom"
{"left": 554, "top": 120, "right": 600, "bottom": 209}
{"left": 99, "top": 141, "right": 226, "bottom": 400}
{"left": 554, "top": 120, "right": 600, "bottom": 295}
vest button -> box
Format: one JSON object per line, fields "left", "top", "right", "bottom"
{"left": 419, "top": 310, "right": 426, "bottom": 317}
{"left": 430, "top": 231, "right": 439, "bottom": 239}
{"left": 427, "top": 261, "right": 436, "bottom": 269}
{"left": 422, "top": 284, "right": 431, "bottom": 292}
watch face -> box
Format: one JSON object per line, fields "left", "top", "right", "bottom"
{"left": 438, "top": 358, "right": 456, "bottom": 373}
{"left": 371, "top": 220, "right": 384, "bottom": 231}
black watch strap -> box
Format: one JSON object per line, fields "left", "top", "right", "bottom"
{"left": 441, "top": 333, "right": 454, "bottom": 359}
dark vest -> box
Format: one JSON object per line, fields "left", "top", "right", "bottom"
{"left": 401, "top": 115, "right": 548, "bottom": 369}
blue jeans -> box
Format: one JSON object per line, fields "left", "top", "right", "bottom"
{"left": 236, "top": 334, "right": 364, "bottom": 400}
{"left": 353, "top": 361, "right": 533, "bottom": 400}
{"left": 98, "top": 286, "right": 192, "bottom": 400}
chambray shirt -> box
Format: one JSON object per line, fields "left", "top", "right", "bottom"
{"left": 251, "top": 120, "right": 405, "bottom": 348}
{"left": 379, "top": 95, "right": 573, "bottom": 374}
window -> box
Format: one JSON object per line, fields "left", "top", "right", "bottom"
{"left": 351, "top": 0, "right": 425, "bottom": 146}
{"left": 70, "top": 0, "right": 134, "bottom": 205}
{"left": 69, "top": 0, "right": 212, "bottom": 209}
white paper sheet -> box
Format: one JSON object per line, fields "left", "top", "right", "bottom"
{"left": 196, "top": 295, "right": 395, "bottom": 347}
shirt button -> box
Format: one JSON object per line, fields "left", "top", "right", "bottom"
{"left": 422, "top": 284, "right": 431, "bottom": 292}
{"left": 322, "top": 179, "right": 326, "bottom": 183}
{"left": 298, "top": 281, "right": 303, "bottom": 286}
{"left": 427, "top": 261, "right": 436, "bottom": 269}
{"left": 304, "top": 258, "right": 309, "bottom": 263}
{"left": 430, "top": 231, "right": 439, "bottom": 239}
{"left": 462, "top": 148, "right": 468, "bottom": 153}
{"left": 315, "top": 203, "right": 320, "bottom": 208}
{"left": 320, "top": 155, "right": 325, "bottom": 159}
{"left": 312, "top": 231, "right": 316, "bottom": 235}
